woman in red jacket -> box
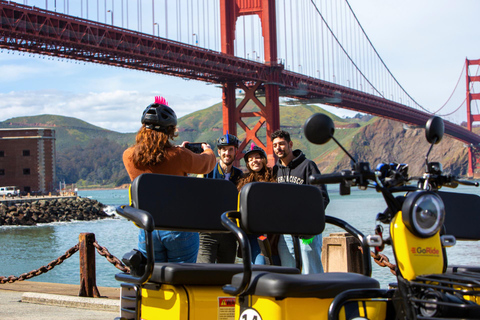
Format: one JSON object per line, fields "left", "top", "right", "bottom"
{"left": 123, "top": 96, "right": 216, "bottom": 262}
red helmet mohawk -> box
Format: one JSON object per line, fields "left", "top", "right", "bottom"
{"left": 154, "top": 96, "right": 169, "bottom": 106}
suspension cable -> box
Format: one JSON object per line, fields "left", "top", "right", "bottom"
{"left": 436, "top": 98, "right": 466, "bottom": 117}
{"left": 342, "top": 0, "right": 432, "bottom": 112}
{"left": 431, "top": 63, "right": 466, "bottom": 114}
{"left": 309, "top": 0, "right": 381, "bottom": 96}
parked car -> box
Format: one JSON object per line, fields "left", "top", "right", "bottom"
{"left": 0, "top": 186, "right": 19, "bottom": 197}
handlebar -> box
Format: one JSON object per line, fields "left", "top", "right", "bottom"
{"left": 455, "top": 179, "right": 479, "bottom": 187}
{"left": 416, "top": 173, "right": 479, "bottom": 190}
{"left": 309, "top": 172, "right": 360, "bottom": 184}
{"left": 310, "top": 162, "right": 479, "bottom": 193}
{"left": 309, "top": 169, "right": 377, "bottom": 187}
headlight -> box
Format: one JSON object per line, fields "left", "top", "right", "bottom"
{"left": 402, "top": 191, "right": 445, "bottom": 238}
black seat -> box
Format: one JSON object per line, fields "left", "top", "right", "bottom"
{"left": 221, "top": 182, "right": 380, "bottom": 298}
{"left": 231, "top": 271, "right": 380, "bottom": 298}
{"left": 439, "top": 191, "right": 480, "bottom": 275}
{"left": 439, "top": 191, "right": 480, "bottom": 240}
{"left": 149, "top": 263, "right": 299, "bottom": 285}
{"left": 115, "top": 173, "right": 299, "bottom": 285}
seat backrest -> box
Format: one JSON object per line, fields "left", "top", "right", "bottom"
{"left": 238, "top": 182, "right": 325, "bottom": 235}
{"left": 439, "top": 191, "right": 480, "bottom": 240}
{"left": 131, "top": 173, "right": 238, "bottom": 232}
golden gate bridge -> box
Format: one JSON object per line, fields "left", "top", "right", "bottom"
{"left": 1, "top": 0, "right": 480, "bottom": 175}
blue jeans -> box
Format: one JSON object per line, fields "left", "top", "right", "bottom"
{"left": 138, "top": 230, "right": 199, "bottom": 263}
{"left": 248, "top": 234, "right": 266, "bottom": 265}
{"left": 278, "top": 234, "right": 324, "bottom": 274}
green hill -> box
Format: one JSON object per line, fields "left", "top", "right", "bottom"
{"left": 0, "top": 114, "right": 135, "bottom": 150}
{"left": 175, "top": 101, "right": 468, "bottom": 176}
{"left": 0, "top": 115, "right": 134, "bottom": 187}
{"left": 0, "top": 102, "right": 470, "bottom": 188}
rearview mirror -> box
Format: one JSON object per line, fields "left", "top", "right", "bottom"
{"left": 425, "top": 116, "right": 444, "bottom": 145}
{"left": 304, "top": 113, "right": 335, "bottom": 145}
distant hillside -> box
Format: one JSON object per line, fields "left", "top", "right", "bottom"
{"left": 0, "top": 114, "right": 135, "bottom": 150}
{"left": 0, "top": 103, "right": 472, "bottom": 187}
{"left": 0, "top": 115, "right": 134, "bottom": 187}
{"left": 176, "top": 100, "right": 469, "bottom": 176}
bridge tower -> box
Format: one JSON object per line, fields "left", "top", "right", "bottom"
{"left": 220, "top": 0, "right": 281, "bottom": 165}
{"left": 466, "top": 58, "right": 480, "bottom": 177}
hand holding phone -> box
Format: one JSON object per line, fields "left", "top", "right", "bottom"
{"left": 185, "top": 142, "right": 205, "bottom": 154}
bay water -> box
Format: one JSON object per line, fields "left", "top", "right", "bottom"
{"left": 1, "top": 185, "right": 479, "bottom": 289}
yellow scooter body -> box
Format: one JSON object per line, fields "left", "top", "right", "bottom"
{"left": 138, "top": 284, "right": 388, "bottom": 320}
{"left": 234, "top": 296, "right": 387, "bottom": 320}
{"left": 390, "top": 211, "right": 444, "bottom": 281}
{"left": 140, "top": 284, "right": 236, "bottom": 320}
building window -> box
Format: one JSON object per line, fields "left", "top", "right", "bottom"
{"left": 23, "top": 168, "right": 30, "bottom": 175}
{"left": 0, "top": 151, "right": 4, "bottom": 157}
{"left": 0, "top": 169, "right": 4, "bottom": 175}
{"left": 24, "top": 186, "right": 31, "bottom": 193}
{"left": 23, "top": 150, "right": 30, "bottom": 156}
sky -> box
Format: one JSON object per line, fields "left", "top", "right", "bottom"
{"left": 1, "top": 0, "right": 480, "bottom": 133}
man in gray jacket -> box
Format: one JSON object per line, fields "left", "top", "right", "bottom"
{"left": 271, "top": 129, "right": 329, "bottom": 274}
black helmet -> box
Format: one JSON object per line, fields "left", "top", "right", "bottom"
{"left": 141, "top": 97, "right": 177, "bottom": 131}
{"left": 244, "top": 145, "right": 267, "bottom": 163}
{"left": 217, "top": 133, "right": 240, "bottom": 148}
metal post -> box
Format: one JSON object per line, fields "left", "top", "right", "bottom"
{"left": 78, "top": 233, "right": 101, "bottom": 297}
{"left": 107, "top": 9, "right": 113, "bottom": 25}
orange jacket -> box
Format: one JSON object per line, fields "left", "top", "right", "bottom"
{"left": 123, "top": 146, "right": 216, "bottom": 181}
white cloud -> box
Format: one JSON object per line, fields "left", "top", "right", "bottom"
{"left": 0, "top": 88, "right": 222, "bottom": 133}
{"left": 1, "top": 0, "right": 480, "bottom": 130}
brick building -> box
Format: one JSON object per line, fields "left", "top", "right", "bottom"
{"left": 0, "top": 128, "right": 56, "bottom": 193}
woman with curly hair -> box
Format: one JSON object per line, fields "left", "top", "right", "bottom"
{"left": 123, "top": 96, "right": 216, "bottom": 263}
{"left": 237, "top": 144, "right": 277, "bottom": 265}
{"left": 237, "top": 145, "right": 276, "bottom": 189}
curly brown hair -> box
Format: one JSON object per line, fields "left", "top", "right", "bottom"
{"left": 131, "top": 125, "right": 178, "bottom": 167}
{"left": 237, "top": 156, "right": 276, "bottom": 191}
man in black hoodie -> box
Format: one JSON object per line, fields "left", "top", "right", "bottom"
{"left": 271, "top": 129, "right": 329, "bottom": 274}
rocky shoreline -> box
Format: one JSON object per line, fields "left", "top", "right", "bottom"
{"left": 0, "top": 197, "right": 113, "bottom": 226}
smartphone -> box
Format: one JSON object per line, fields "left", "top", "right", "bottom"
{"left": 185, "top": 143, "right": 204, "bottom": 154}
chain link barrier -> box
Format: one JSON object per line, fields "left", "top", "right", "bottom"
{"left": 358, "top": 245, "right": 397, "bottom": 276}
{"left": 93, "top": 240, "right": 130, "bottom": 273}
{"left": 0, "top": 244, "right": 79, "bottom": 284}
{"left": 0, "top": 239, "right": 129, "bottom": 284}
{"left": 2, "top": 236, "right": 393, "bottom": 284}
{"left": 371, "top": 251, "right": 396, "bottom": 276}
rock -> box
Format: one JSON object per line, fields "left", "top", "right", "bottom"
{"left": 0, "top": 197, "right": 114, "bottom": 226}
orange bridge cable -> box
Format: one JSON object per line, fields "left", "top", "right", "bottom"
{"left": 309, "top": 0, "right": 382, "bottom": 97}
{"left": 436, "top": 98, "right": 466, "bottom": 117}
{"left": 431, "top": 63, "right": 467, "bottom": 114}
{"left": 343, "top": 0, "right": 426, "bottom": 111}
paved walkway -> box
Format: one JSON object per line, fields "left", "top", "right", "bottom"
{"left": 0, "top": 281, "right": 120, "bottom": 320}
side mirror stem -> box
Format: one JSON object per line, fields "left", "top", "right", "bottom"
{"left": 331, "top": 136, "right": 357, "bottom": 163}
{"left": 424, "top": 138, "right": 437, "bottom": 172}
